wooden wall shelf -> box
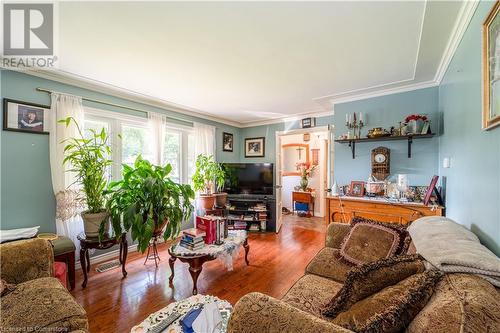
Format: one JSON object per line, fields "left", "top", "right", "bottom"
{"left": 334, "top": 134, "right": 435, "bottom": 159}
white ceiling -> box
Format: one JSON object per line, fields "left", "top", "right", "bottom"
{"left": 53, "top": 1, "right": 465, "bottom": 126}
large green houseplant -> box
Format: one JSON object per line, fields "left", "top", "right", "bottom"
{"left": 106, "top": 157, "right": 194, "bottom": 252}
{"left": 60, "top": 117, "right": 112, "bottom": 237}
{"left": 192, "top": 154, "right": 226, "bottom": 209}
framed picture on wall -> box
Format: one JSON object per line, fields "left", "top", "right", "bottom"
{"left": 223, "top": 132, "right": 233, "bottom": 152}
{"left": 245, "top": 137, "right": 265, "bottom": 157}
{"left": 482, "top": 1, "right": 500, "bottom": 130}
{"left": 3, "top": 99, "right": 50, "bottom": 134}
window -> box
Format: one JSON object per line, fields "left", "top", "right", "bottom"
{"left": 163, "top": 131, "right": 181, "bottom": 183}
{"left": 83, "top": 108, "right": 195, "bottom": 185}
{"left": 121, "top": 124, "right": 153, "bottom": 167}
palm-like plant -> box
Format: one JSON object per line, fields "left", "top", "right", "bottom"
{"left": 106, "top": 157, "right": 194, "bottom": 252}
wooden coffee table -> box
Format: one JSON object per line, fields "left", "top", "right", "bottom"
{"left": 168, "top": 231, "right": 249, "bottom": 295}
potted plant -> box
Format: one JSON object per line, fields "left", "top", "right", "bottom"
{"left": 106, "top": 157, "right": 194, "bottom": 252}
{"left": 296, "top": 162, "right": 317, "bottom": 191}
{"left": 60, "top": 117, "right": 112, "bottom": 238}
{"left": 404, "top": 114, "right": 428, "bottom": 134}
{"left": 192, "top": 154, "right": 225, "bottom": 210}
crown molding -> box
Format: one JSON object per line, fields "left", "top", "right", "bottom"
{"left": 239, "top": 110, "right": 333, "bottom": 128}
{"left": 20, "top": 69, "right": 243, "bottom": 128}
{"left": 434, "top": 0, "right": 479, "bottom": 84}
{"left": 329, "top": 80, "right": 438, "bottom": 106}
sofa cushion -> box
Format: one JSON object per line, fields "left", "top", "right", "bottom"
{"left": 407, "top": 273, "right": 500, "bottom": 333}
{"left": 282, "top": 274, "right": 343, "bottom": 318}
{"left": 1, "top": 277, "right": 88, "bottom": 332}
{"left": 340, "top": 217, "right": 409, "bottom": 266}
{"left": 306, "top": 248, "right": 354, "bottom": 282}
{"left": 323, "top": 254, "right": 425, "bottom": 318}
{"left": 331, "top": 270, "right": 443, "bottom": 333}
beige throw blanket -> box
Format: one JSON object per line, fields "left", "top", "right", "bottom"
{"left": 408, "top": 216, "right": 500, "bottom": 287}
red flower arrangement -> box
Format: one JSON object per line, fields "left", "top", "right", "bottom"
{"left": 405, "top": 114, "right": 428, "bottom": 123}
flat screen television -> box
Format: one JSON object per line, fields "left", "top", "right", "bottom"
{"left": 221, "top": 163, "right": 274, "bottom": 195}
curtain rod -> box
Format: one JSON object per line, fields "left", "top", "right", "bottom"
{"left": 35, "top": 87, "right": 194, "bottom": 126}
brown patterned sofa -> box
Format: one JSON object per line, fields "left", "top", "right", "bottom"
{"left": 228, "top": 223, "right": 500, "bottom": 333}
{"left": 0, "top": 238, "right": 89, "bottom": 332}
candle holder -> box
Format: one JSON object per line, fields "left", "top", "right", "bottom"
{"left": 346, "top": 113, "right": 364, "bottom": 139}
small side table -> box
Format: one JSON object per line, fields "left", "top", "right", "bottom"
{"left": 292, "top": 191, "right": 315, "bottom": 217}
{"left": 77, "top": 233, "right": 128, "bottom": 288}
{"left": 52, "top": 236, "right": 76, "bottom": 290}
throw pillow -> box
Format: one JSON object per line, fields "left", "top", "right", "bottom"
{"left": 322, "top": 254, "right": 425, "bottom": 318}
{"left": 330, "top": 270, "right": 443, "bottom": 333}
{"left": 339, "top": 217, "right": 410, "bottom": 265}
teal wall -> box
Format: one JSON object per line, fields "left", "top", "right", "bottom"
{"left": 239, "top": 116, "right": 334, "bottom": 164}
{"left": 239, "top": 87, "right": 439, "bottom": 186}
{"left": 0, "top": 70, "right": 240, "bottom": 233}
{"left": 334, "top": 87, "right": 439, "bottom": 185}
{"left": 439, "top": 1, "right": 500, "bottom": 255}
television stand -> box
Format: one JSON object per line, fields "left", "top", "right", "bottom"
{"left": 225, "top": 196, "right": 276, "bottom": 232}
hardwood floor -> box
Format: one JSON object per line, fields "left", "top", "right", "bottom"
{"left": 71, "top": 215, "right": 326, "bottom": 332}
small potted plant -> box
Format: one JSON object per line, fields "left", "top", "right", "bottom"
{"left": 106, "top": 157, "right": 194, "bottom": 252}
{"left": 192, "top": 154, "right": 225, "bottom": 210}
{"left": 60, "top": 117, "right": 112, "bottom": 238}
{"left": 404, "top": 114, "right": 428, "bottom": 134}
{"left": 296, "top": 162, "right": 317, "bottom": 191}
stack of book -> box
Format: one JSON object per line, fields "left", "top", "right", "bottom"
{"left": 249, "top": 224, "right": 260, "bottom": 231}
{"left": 233, "top": 221, "right": 247, "bottom": 230}
{"left": 180, "top": 228, "right": 206, "bottom": 251}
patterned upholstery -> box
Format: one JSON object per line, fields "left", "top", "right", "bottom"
{"left": 306, "top": 247, "right": 354, "bottom": 282}
{"left": 282, "top": 274, "right": 343, "bottom": 317}
{"left": 228, "top": 292, "right": 351, "bottom": 333}
{"left": 228, "top": 221, "right": 500, "bottom": 333}
{"left": 0, "top": 239, "right": 88, "bottom": 332}
{"left": 407, "top": 273, "right": 500, "bottom": 333}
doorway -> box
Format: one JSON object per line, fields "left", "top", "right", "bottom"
{"left": 275, "top": 127, "right": 332, "bottom": 230}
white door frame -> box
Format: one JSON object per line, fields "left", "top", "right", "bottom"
{"left": 275, "top": 125, "right": 334, "bottom": 223}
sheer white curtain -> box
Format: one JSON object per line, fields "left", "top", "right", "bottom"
{"left": 193, "top": 122, "right": 215, "bottom": 158}
{"left": 148, "top": 112, "right": 167, "bottom": 165}
{"left": 49, "top": 92, "right": 85, "bottom": 256}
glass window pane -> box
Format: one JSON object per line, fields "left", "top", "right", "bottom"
{"left": 122, "top": 125, "right": 153, "bottom": 167}
{"left": 187, "top": 133, "right": 195, "bottom": 183}
{"left": 163, "top": 131, "right": 181, "bottom": 183}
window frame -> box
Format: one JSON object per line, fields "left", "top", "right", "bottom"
{"left": 83, "top": 107, "right": 194, "bottom": 184}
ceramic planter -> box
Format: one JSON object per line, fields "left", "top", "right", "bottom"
{"left": 198, "top": 194, "right": 216, "bottom": 210}
{"left": 407, "top": 119, "right": 424, "bottom": 134}
{"left": 214, "top": 192, "right": 228, "bottom": 208}
{"left": 81, "top": 210, "right": 110, "bottom": 238}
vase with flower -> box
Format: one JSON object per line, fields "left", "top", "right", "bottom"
{"left": 404, "top": 114, "right": 428, "bottom": 134}
{"left": 296, "top": 162, "right": 317, "bottom": 191}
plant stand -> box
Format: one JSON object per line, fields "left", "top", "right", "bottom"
{"left": 144, "top": 231, "right": 163, "bottom": 267}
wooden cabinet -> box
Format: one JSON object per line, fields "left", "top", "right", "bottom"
{"left": 325, "top": 196, "right": 443, "bottom": 225}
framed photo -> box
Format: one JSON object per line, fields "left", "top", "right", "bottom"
{"left": 349, "top": 181, "right": 365, "bottom": 197}
{"left": 3, "top": 98, "right": 50, "bottom": 134}
{"left": 222, "top": 132, "right": 234, "bottom": 152}
{"left": 482, "top": 1, "right": 500, "bottom": 130}
{"left": 301, "top": 117, "right": 316, "bottom": 129}
{"left": 245, "top": 137, "right": 265, "bottom": 157}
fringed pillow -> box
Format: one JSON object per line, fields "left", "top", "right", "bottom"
{"left": 330, "top": 270, "right": 443, "bottom": 333}
{"left": 339, "top": 217, "right": 410, "bottom": 265}
{"left": 322, "top": 254, "right": 425, "bottom": 318}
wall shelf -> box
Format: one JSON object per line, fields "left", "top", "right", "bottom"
{"left": 334, "top": 134, "right": 435, "bottom": 159}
